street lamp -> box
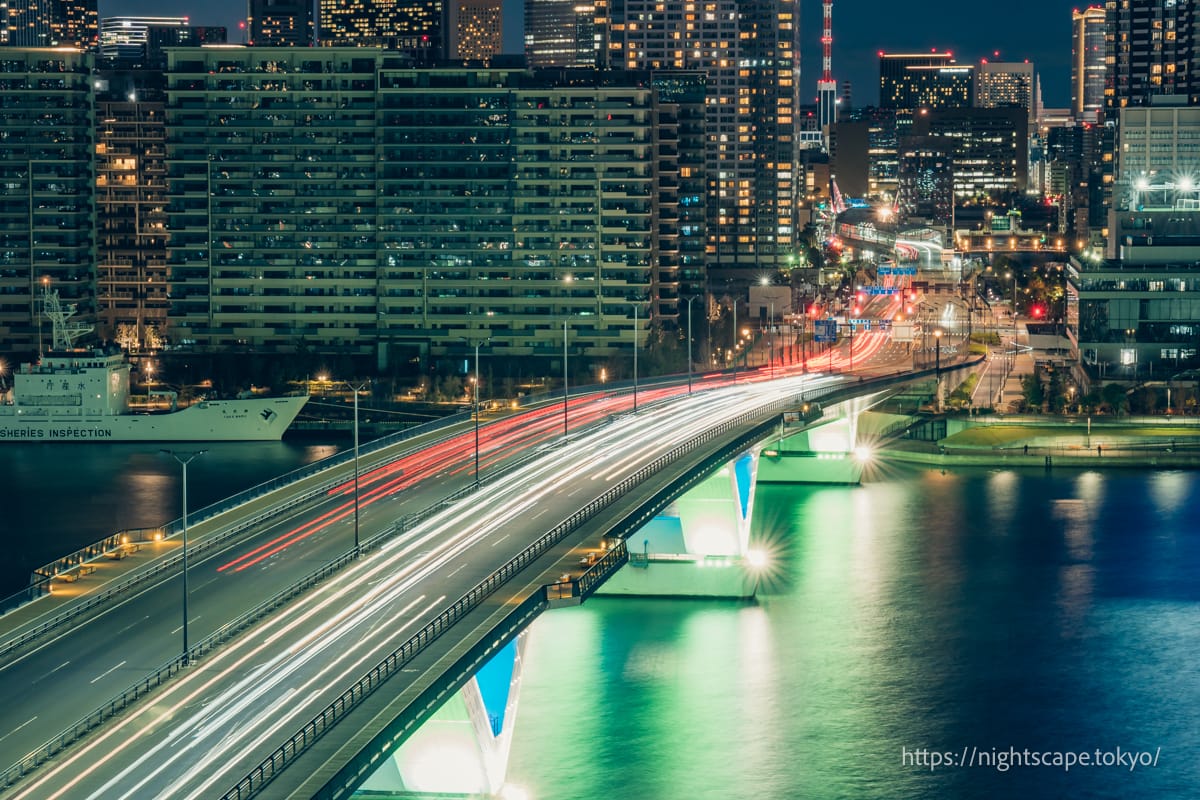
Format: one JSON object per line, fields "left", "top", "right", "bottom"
{"left": 342, "top": 380, "right": 369, "bottom": 556}
{"left": 934, "top": 328, "right": 943, "bottom": 380}
{"left": 472, "top": 341, "right": 485, "bottom": 484}
{"left": 633, "top": 303, "right": 639, "bottom": 412}
{"left": 562, "top": 318, "right": 569, "bottom": 437}
{"left": 162, "top": 449, "right": 206, "bottom": 665}
{"left": 684, "top": 295, "right": 700, "bottom": 394}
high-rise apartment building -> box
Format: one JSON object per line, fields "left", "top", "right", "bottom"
{"left": 880, "top": 52, "right": 974, "bottom": 110}
{"left": 604, "top": 0, "right": 802, "bottom": 280}
{"left": 248, "top": 0, "right": 313, "bottom": 47}
{"left": 0, "top": 48, "right": 94, "bottom": 353}
{"left": 317, "top": 0, "right": 444, "bottom": 61}
{"left": 162, "top": 48, "right": 672, "bottom": 367}
{"left": 94, "top": 75, "right": 168, "bottom": 347}
{"left": 448, "top": 0, "right": 501, "bottom": 61}
{"left": 523, "top": 0, "right": 599, "bottom": 68}
{"left": 1071, "top": 6, "right": 1105, "bottom": 120}
{"left": 1105, "top": 0, "right": 1198, "bottom": 111}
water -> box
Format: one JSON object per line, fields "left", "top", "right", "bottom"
{"left": 0, "top": 439, "right": 344, "bottom": 597}
{"left": 508, "top": 467, "right": 1200, "bottom": 800}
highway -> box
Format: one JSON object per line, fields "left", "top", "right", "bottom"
{"left": 3, "top": 370, "right": 837, "bottom": 798}
{"left": 0, "top": 382, "right": 704, "bottom": 770}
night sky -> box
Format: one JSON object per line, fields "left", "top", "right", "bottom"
{"left": 100, "top": 0, "right": 1083, "bottom": 107}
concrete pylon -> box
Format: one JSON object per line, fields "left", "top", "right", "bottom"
{"left": 358, "top": 631, "right": 528, "bottom": 796}
{"left": 598, "top": 451, "right": 761, "bottom": 598}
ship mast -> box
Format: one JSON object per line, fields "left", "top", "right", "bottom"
{"left": 41, "top": 285, "right": 93, "bottom": 352}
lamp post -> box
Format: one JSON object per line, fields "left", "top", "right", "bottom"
{"left": 562, "top": 318, "right": 569, "bottom": 437}
{"left": 633, "top": 303, "right": 638, "bottom": 412}
{"left": 768, "top": 301, "right": 775, "bottom": 379}
{"left": 685, "top": 295, "right": 699, "bottom": 394}
{"left": 341, "top": 380, "right": 369, "bottom": 556}
{"left": 472, "top": 341, "right": 483, "bottom": 484}
{"left": 934, "top": 328, "right": 943, "bottom": 379}
{"left": 162, "top": 449, "right": 205, "bottom": 665}
{"left": 731, "top": 298, "right": 738, "bottom": 384}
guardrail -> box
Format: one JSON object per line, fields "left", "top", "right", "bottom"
{"left": 219, "top": 390, "right": 811, "bottom": 800}
{"left": 0, "top": 370, "right": 927, "bottom": 794}
{"left": 0, "top": 391, "right": 642, "bottom": 791}
{"left": 8, "top": 409, "right": 476, "bottom": 612}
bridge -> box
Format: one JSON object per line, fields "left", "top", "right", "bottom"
{"left": 0, "top": 361, "right": 963, "bottom": 799}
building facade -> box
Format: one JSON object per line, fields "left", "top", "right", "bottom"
{"left": 604, "top": 0, "right": 802, "bottom": 281}
{"left": 447, "top": 0, "right": 501, "bottom": 61}
{"left": 161, "top": 49, "right": 672, "bottom": 367}
{"left": 317, "top": 0, "right": 444, "bottom": 61}
{"left": 523, "top": 0, "right": 598, "bottom": 68}
{"left": 1071, "top": 6, "right": 1105, "bottom": 121}
{"left": 912, "top": 106, "right": 1029, "bottom": 202}
{"left": 879, "top": 52, "right": 974, "bottom": 111}
{"left": 248, "top": 0, "right": 314, "bottom": 47}
{"left": 1105, "top": 0, "right": 1199, "bottom": 112}
{"left": 0, "top": 47, "right": 94, "bottom": 353}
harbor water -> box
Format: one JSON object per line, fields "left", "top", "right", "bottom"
{"left": 1, "top": 444, "right": 1196, "bottom": 798}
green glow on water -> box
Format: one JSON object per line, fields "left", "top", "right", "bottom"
{"left": 507, "top": 470, "right": 1200, "bottom": 800}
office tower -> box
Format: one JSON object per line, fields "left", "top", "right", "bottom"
{"left": 897, "top": 137, "right": 954, "bottom": 226}
{"left": 0, "top": 1, "right": 53, "bottom": 46}
{"left": 317, "top": 0, "right": 444, "bottom": 61}
{"left": 448, "top": 0, "right": 501, "bottom": 61}
{"left": 51, "top": 0, "right": 96, "bottom": 49}
{"left": 606, "top": 0, "right": 802, "bottom": 280}
{"left": 1115, "top": 103, "right": 1200, "bottom": 204}
{"left": 248, "top": 0, "right": 313, "bottom": 47}
{"left": 99, "top": 17, "right": 218, "bottom": 67}
{"left": 523, "top": 0, "right": 598, "bottom": 68}
{"left": 0, "top": 48, "right": 94, "bottom": 353}
{"left": 94, "top": 76, "right": 169, "bottom": 346}
{"left": 879, "top": 51, "right": 974, "bottom": 110}
{"left": 976, "top": 60, "right": 1036, "bottom": 114}
{"left": 1105, "top": 0, "right": 1198, "bottom": 111}
{"left": 1071, "top": 6, "right": 1105, "bottom": 120}
{"left": 912, "top": 107, "right": 1029, "bottom": 201}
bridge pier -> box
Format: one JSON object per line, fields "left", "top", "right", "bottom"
{"left": 357, "top": 632, "right": 528, "bottom": 797}
{"left": 597, "top": 451, "right": 762, "bottom": 599}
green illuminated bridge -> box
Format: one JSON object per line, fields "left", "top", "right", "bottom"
{"left": 0, "top": 366, "right": 961, "bottom": 799}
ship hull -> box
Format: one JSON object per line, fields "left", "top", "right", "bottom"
{"left": 0, "top": 395, "right": 308, "bottom": 442}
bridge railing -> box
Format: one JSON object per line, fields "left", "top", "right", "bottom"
{"left": 0, "top": 372, "right": 910, "bottom": 794}
{"left": 6, "top": 409, "right": 476, "bottom": 613}
{"left": 219, "top": 388, "right": 815, "bottom": 800}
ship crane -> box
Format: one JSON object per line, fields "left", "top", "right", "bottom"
{"left": 41, "top": 285, "right": 93, "bottom": 352}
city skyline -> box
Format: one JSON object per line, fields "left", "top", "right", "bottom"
{"left": 101, "top": 0, "right": 1085, "bottom": 107}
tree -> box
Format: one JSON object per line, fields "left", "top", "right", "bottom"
{"left": 115, "top": 323, "right": 138, "bottom": 352}
{"left": 1101, "top": 382, "right": 1128, "bottom": 415}
{"left": 1021, "top": 369, "right": 1045, "bottom": 411}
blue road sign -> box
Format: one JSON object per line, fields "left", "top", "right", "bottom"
{"left": 813, "top": 319, "right": 837, "bottom": 342}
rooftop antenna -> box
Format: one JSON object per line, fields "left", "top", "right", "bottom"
{"left": 817, "top": 0, "right": 838, "bottom": 148}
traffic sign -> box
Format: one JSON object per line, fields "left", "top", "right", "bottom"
{"left": 813, "top": 319, "right": 837, "bottom": 342}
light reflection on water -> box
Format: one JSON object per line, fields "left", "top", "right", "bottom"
{"left": 0, "top": 439, "right": 343, "bottom": 594}
{"left": 507, "top": 468, "right": 1200, "bottom": 800}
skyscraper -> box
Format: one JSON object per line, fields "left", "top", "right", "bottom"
{"left": 318, "top": 0, "right": 444, "bottom": 60}
{"left": 248, "top": 0, "right": 313, "bottom": 47}
{"left": 1105, "top": 0, "right": 1198, "bottom": 111}
{"left": 523, "top": 0, "right": 598, "bottom": 68}
{"left": 975, "top": 60, "right": 1036, "bottom": 115}
{"left": 879, "top": 52, "right": 974, "bottom": 110}
{"left": 604, "top": 0, "right": 803, "bottom": 278}
{"left": 1071, "top": 6, "right": 1105, "bottom": 120}
{"left": 0, "top": 0, "right": 95, "bottom": 48}
{"left": 448, "top": 0, "right": 501, "bottom": 61}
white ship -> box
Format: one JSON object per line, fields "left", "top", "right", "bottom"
{"left": 0, "top": 290, "right": 307, "bottom": 442}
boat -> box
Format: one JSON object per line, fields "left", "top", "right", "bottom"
{"left": 0, "top": 290, "right": 308, "bottom": 442}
